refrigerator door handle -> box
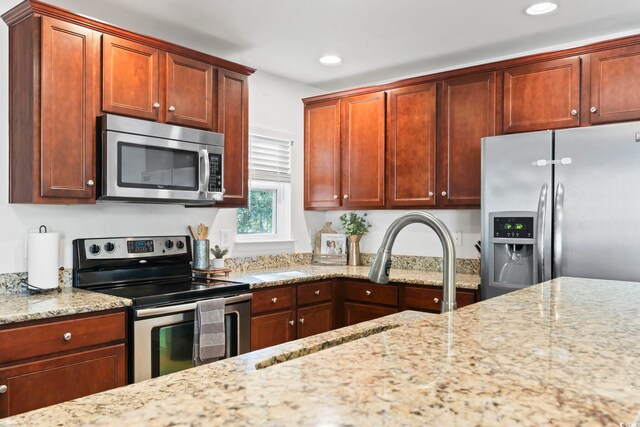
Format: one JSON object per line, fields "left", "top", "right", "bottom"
{"left": 553, "top": 182, "right": 565, "bottom": 278}
{"left": 536, "top": 183, "right": 548, "bottom": 282}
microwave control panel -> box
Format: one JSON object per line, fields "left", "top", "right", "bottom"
{"left": 208, "top": 153, "right": 223, "bottom": 193}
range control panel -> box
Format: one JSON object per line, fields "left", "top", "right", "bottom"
{"left": 84, "top": 236, "right": 188, "bottom": 259}
{"left": 493, "top": 216, "right": 534, "bottom": 239}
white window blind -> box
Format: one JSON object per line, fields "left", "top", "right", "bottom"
{"left": 249, "top": 131, "right": 292, "bottom": 182}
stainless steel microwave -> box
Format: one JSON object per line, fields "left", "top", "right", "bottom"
{"left": 99, "top": 114, "right": 224, "bottom": 204}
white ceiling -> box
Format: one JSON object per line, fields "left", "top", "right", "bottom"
{"left": 4, "top": 0, "right": 640, "bottom": 91}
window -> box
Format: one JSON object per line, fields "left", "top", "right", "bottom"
{"left": 236, "top": 128, "right": 292, "bottom": 242}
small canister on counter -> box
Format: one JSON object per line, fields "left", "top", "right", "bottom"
{"left": 192, "top": 239, "right": 210, "bottom": 270}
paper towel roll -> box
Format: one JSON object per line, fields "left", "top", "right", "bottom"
{"left": 28, "top": 231, "right": 60, "bottom": 290}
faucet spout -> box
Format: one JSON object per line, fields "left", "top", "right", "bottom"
{"left": 368, "top": 212, "right": 457, "bottom": 313}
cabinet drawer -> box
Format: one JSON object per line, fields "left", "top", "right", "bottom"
{"left": 344, "top": 281, "right": 397, "bottom": 306}
{"left": 403, "top": 286, "right": 477, "bottom": 312}
{"left": 0, "top": 311, "right": 126, "bottom": 364}
{"left": 251, "top": 287, "right": 295, "bottom": 314}
{"left": 297, "top": 281, "right": 333, "bottom": 306}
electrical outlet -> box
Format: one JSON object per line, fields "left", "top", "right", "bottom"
{"left": 454, "top": 230, "right": 462, "bottom": 247}
{"left": 220, "top": 229, "right": 230, "bottom": 247}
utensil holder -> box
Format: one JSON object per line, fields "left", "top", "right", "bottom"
{"left": 193, "top": 240, "right": 210, "bottom": 269}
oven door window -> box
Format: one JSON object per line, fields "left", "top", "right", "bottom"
{"left": 118, "top": 142, "right": 198, "bottom": 191}
{"left": 150, "top": 312, "right": 239, "bottom": 378}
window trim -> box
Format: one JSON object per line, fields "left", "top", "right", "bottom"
{"left": 235, "top": 180, "right": 291, "bottom": 243}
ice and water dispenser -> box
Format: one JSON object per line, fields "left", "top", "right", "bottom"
{"left": 488, "top": 212, "right": 538, "bottom": 294}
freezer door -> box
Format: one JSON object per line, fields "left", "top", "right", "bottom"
{"left": 481, "top": 131, "right": 553, "bottom": 299}
{"left": 554, "top": 122, "right": 640, "bottom": 282}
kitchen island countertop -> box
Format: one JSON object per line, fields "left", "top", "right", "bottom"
{"left": 2, "top": 276, "right": 639, "bottom": 426}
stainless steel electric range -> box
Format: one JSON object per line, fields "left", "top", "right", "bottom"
{"left": 73, "top": 235, "right": 251, "bottom": 383}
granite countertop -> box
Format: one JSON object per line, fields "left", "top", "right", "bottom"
{"left": 224, "top": 265, "right": 480, "bottom": 290}
{"left": 0, "top": 288, "right": 132, "bottom": 325}
{"left": 3, "top": 276, "right": 639, "bottom": 426}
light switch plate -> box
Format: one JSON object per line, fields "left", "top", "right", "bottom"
{"left": 220, "top": 229, "right": 230, "bottom": 247}
{"left": 454, "top": 231, "right": 462, "bottom": 247}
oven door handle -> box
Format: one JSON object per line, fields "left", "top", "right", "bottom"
{"left": 135, "top": 293, "right": 253, "bottom": 318}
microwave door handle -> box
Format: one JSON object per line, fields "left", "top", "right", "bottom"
{"left": 199, "top": 150, "right": 211, "bottom": 195}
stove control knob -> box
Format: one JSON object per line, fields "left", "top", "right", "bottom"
{"left": 176, "top": 240, "right": 185, "bottom": 250}
{"left": 88, "top": 244, "right": 101, "bottom": 255}
{"left": 165, "top": 240, "right": 174, "bottom": 249}
{"left": 104, "top": 242, "right": 115, "bottom": 253}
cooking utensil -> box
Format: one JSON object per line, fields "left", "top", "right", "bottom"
{"left": 188, "top": 225, "right": 199, "bottom": 241}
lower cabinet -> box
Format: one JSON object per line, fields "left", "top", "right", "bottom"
{"left": 344, "top": 302, "right": 397, "bottom": 326}
{"left": 297, "top": 303, "right": 333, "bottom": 339}
{"left": 342, "top": 280, "right": 398, "bottom": 326}
{"left": 0, "top": 309, "right": 127, "bottom": 418}
{"left": 251, "top": 310, "right": 296, "bottom": 351}
{"left": 400, "top": 285, "right": 478, "bottom": 313}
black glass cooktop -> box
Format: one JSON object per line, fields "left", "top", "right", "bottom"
{"left": 94, "top": 278, "right": 250, "bottom": 307}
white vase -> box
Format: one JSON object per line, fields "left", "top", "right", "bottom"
{"left": 213, "top": 258, "right": 225, "bottom": 269}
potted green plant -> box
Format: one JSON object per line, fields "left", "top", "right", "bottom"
{"left": 340, "top": 212, "right": 372, "bottom": 266}
{"left": 210, "top": 245, "right": 229, "bottom": 269}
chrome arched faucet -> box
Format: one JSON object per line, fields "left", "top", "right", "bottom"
{"left": 368, "top": 212, "right": 457, "bottom": 313}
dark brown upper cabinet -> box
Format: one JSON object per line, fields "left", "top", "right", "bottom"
{"left": 166, "top": 53, "right": 215, "bottom": 130}
{"left": 341, "top": 91, "right": 386, "bottom": 209}
{"left": 386, "top": 83, "right": 437, "bottom": 208}
{"left": 586, "top": 45, "right": 640, "bottom": 125}
{"left": 439, "top": 73, "right": 496, "bottom": 207}
{"left": 502, "top": 57, "right": 581, "bottom": 133}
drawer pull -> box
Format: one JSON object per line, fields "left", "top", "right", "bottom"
{"left": 271, "top": 297, "right": 278, "bottom": 304}
{"left": 433, "top": 298, "right": 439, "bottom": 304}
{"left": 299, "top": 318, "right": 305, "bottom": 324}
{"left": 63, "top": 332, "right": 72, "bottom": 341}
{"left": 314, "top": 290, "right": 320, "bottom": 295}
{"left": 0, "top": 385, "right": 7, "bottom": 394}
{"left": 288, "top": 320, "right": 295, "bottom": 326}
{"left": 365, "top": 290, "right": 372, "bottom": 296}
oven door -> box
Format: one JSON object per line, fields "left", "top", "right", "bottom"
{"left": 101, "top": 130, "right": 221, "bottom": 203}
{"left": 132, "top": 294, "right": 251, "bottom": 383}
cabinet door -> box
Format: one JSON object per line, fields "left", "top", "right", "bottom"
{"left": 40, "top": 17, "right": 96, "bottom": 200}
{"left": 166, "top": 53, "right": 214, "bottom": 130}
{"left": 304, "top": 100, "right": 342, "bottom": 209}
{"left": 102, "top": 34, "right": 160, "bottom": 120}
{"left": 217, "top": 69, "right": 249, "bottom": 206}
{"left": 588, "top": 45, "right": 640, "bottom": 124}
{"left": 343, "top": 303, "right": 397, "bottom": 327}
{"left": 0, "top": 344, "right": 125, "bottom": 418}
{"left": 297, "top": 303, "right": 333, "bottom": 339}
{"left": 250, "top": 310, "right": 295, "bottom": 351}
{"left": 503, "top": 57, "right": 580, "bottom": 133}
{"left": 386, "top": 83, "right": 436, "bottom": 207}
{"left": 341, "top": 92, "right": 386, "bottom": 208}
{"left": 439, "top": 73, "right": 496, "bottom": 207}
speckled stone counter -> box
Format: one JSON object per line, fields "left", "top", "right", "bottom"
{"left": 224, "top": 265, "right": 480, "bottom": 290}
{"left": 0, "top": 288, "right": 132, "bottom": 325}
{"left": 3, "top": 276, "right": 639, "bottom": 426}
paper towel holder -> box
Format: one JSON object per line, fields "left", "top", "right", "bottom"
{"left": 22, "top": 225, "right": 63, "bottom": 295}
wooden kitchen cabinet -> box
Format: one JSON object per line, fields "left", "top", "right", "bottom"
{"left": 0, "top": 310, "right": 127, "bottom": 418}
{"left": 586, "top": 45, "right": 640, "bottom": 124}
{"left": 503, "top": 57, "right": 581, "bottom": 133}
{"left": 386, "top": 83, "right": 437, "bottom": 208}
{"left": 439, "top": 73, "right": 496, "bottom": 206}
{"left": 166, "top": 53, "right": 215, "bottom": 130}
{"left": 341, "top": 92, "right": 386, "bottom": 208}
{"left": 344, "top": 303, "right": 397, "bottom": 327}
{"left": 7, "top": 15, "right": 97, "bottom": 203}
{"left": 304, "top": 100, "right": 342, "bottom": 209}
{"left": 217, "top": 69, "right": 249, "bottom": 207}
{"left": 251, "top": 310, "right": 296, "bottom": 351}
{"left": 400, "top": 285, "right": 478, "bottom": 313}
{"left": 297, "top": 303, "right": 333, "bottom": 339}
{"left": 343, "top": 280, "right": 398, "bottom": 326}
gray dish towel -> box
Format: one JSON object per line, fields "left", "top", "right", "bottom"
{"left": 193, "top": 298, "right": 226, "bottom": 367}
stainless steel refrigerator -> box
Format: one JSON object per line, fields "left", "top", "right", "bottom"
{"left": 481, "top": 120, "right": 640, "bottom": 300}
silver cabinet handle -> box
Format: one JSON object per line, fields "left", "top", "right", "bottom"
{"left": 314, "top": 290, "right": 320, "bottom": 295}
{"left": 288, "top": 320, "right": 294, "bottom": 326}
{"left": 428, "top": 191, "right": 434, "bottom": 197}
{"left": 299, "top": 318, "right": 305, "bottom": 324}
{"left": 590, "top": 106, "right": 597, "bottom": 113}
{"left": 0, "top": 385, "right": 6, "bottom": 394}
{"left": 536, "top": 184, "right": 549, "bottom": 283}
{"left": 441, "top": 191, "right": 447, "bottom": 197}
{"left": 153, "top": 102, "right": 160, "bottom": 109}
{"left": 333, "top": 195, "right": 338, "bottom": 199}
{"left": 570, "top": 109, "right": 577, "bottom": 116}
{"left": 433, "top": 297, "right": 439, "bottom": 304}
{"left": 553, "top": 182, "right": 565, "bottom": 278}
{"left": 86, "top": 180, "right": 94, "bottom": 187}
{"left": 271, "top": 297, "right": 278, "bottom": 303}
{"left": 168, "top": 106, "right": 176, "bottom": 112}
{"left": 63, "top": 332, "right": 72, "bottom": 341}
{"left": 343, "top": 195, "right": 349, "bottom": 199}
{"left": 365, "top": 290, "right": 372, "bottom": 296}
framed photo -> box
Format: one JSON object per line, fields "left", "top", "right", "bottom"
{"left": 319, "top": 233, "right": 346, "bottom": 255}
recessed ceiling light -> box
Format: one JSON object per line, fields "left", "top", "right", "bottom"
{"left": 319, "top": 55, "right": 342, "bottom": 66}
{"left": 525, "top": 2, "right": 558, "bottom": 15}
